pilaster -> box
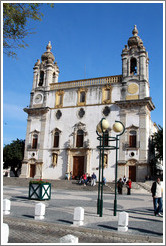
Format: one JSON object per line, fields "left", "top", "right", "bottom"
{"left": 119, "top": 109, "right": 126, "bottom": 162}
{"left": 38, "top": 115, "right": 47, "bottom": 160}
{"left": 139, "top": 107, "right": 147, "bottom": 162}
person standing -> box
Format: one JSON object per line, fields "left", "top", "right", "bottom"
{"left": 91, "top": 172, "right": 97, "bottom": 186}
{"left": 126, "top": 179, "right": 132, "bottom": 195}
{"left": 151, "top": 178, "right": 163, "bottom": 216}
{"left": 117, "top": 178, "right": 123, "bottom": 194}
{"left": 123, "top": 175, "right": 126, "bottom": 184}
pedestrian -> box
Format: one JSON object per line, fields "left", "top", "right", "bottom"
{"left": 65, "top": 172, "right": 69, "bottom": 180}
{"left": 117, "top": 178, "right": 123, "bottom": 194}
{"left": 87, "top": 174, "right": 92, "bottom": 185}
{"left": 123, "top": 175, "right": 126, "bottom": 184}
{"left": 91, "top": 172, "right": 97, "bottom": 186}
{"left": 70, "top": 171, "right": 72, "bottom": 180}
{"left": 151, "top": 178, "right": 163, "bottom": 216}
{"left": 103, "top": 176, "right": 106, "bottom": 185}
{"left": 126, "top": 178, "right": 132, "bottom": 195}
{"left": 82, "top": 173, "right": 87, "bottom": 186}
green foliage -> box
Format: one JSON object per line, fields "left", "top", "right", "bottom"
{"left": 3, "top": 3, "right": 54, "bottom": 57}
{"left": 29, "top": 179, "right": 50, "bottom": 184}
{"left": 3, "top": 139, "right": 25, "bottom": 176}
{"left": 153, "top": 125, "right": 163, "bottom": 161}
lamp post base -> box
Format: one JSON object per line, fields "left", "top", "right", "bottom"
{"left": 114, "top": 199, "right": 117, "bottom": 216}
{"left": 97, "top": 198, "right": 100, "bottom": 215}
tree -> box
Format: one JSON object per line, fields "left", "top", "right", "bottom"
{"left": 3, "top": 139, "right": 25, "bottom": 177}
{"left": 153, "top": 125, "right": 163, "bottom": 161}
{"left": 3, "top": 3, "right": 53, "bottom": 57}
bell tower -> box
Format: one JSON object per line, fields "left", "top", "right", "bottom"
{"left": 121, "top": 25, "right": 150, "bottom": 100}
{"left": 30, "top": 42, "right": 59, "bottom": 108}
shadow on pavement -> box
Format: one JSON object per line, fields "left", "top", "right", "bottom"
{"left": 129, "top": 215, "right": 162, "bottom": 222}
{"left": 129, "top": 226, "right": 163, "bottom": 236}
{"left": 58, "top": 219, "right": 73, "bottom": 224}
{"left": 98, "top": 224, "right": 117, "bottom": 231}
{"left": 23, "top": 215, "right": 34, "bottom": 219}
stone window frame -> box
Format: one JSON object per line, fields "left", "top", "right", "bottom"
{"left": 29, "top": 130, "right": 40, "bottom": 150}
{"left": 72, "top": 122, "right": 88, "bottom": 148}
{"left": 77, "top": 88, "right": 87, "bottom": 106}
{"left": 52, "top": 152, "right": 58, "bottom": 167}
{"left": 104, "top": 153, "right": 108, "bottom": 168}
{"left": 125, "top": 125, "right": 139, "bottom": 149}
{"left": 55, "top": 90, "right": 64, "bottom": 108}
{"left": 102, "top": 85, "right": 112, "bottom": 104}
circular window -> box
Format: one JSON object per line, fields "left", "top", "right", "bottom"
{"left": 130, "top": 152, "right": 135, "bottom": 157}
{"left": 78, "top": 108, "right": 85, "bottom": 118}
{"left": 56, "top": 110, "right": 62, "bottom": 120}
{"left": 103, "top": 106, "right": 110, "bottom": 116}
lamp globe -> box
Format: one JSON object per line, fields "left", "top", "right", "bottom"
{"left": 102, "top": 119, "right": 109, "bottom": 131}
{"left": 96, "top": 119, "right": 109, "bottom": 133}
{"left": 113, "top": 122, "right": 123, "bottom": 133}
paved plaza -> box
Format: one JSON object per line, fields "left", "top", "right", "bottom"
{"left": 3, "top": 178, "right": 164, "bottom": 244}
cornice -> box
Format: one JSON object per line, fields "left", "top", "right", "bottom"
{"left": 115, "top": 97, "right": 155, "bottom": 111}
{"left": 24, "top": 107, "right": 50, "bottom": 116}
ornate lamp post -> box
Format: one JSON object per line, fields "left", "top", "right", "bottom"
{"left": 112, "top": 121, "right": 125, "bottom": 216}
{"left": 96, "top": 118, "right": 125, "bottom": 217}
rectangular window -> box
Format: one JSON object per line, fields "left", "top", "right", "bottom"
{"left": 105, "top": 89, "right": 110, "bottom": 100}
{"left": 80, "top": 91, "right": 85, "bottom": 103}
{"left": 54, "top": 133, "right": 59, "bottom": 148}
{"left": 76, "top": 130, "right": 84, "bottom": 147}
{"left": 129, "top": 135, "right": 136, "bottom": 147}
{"left": 32, "top": 135, "right": 38, "bottom": 149}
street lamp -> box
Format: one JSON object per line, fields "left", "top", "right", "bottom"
{"left": 96, "top": 118, "right": 125, "bottom": 217}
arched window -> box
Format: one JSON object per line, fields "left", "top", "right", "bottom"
{"left": 32, "top": 134, "right": 38, "bottom": 149}
{"left": 130, "top": 58, "right": 137, "bottom": 75}
{"left": 129, "top": 130, "right": 137, "bottom": 147}
{"left": 76, "top": 129, "right": 84, "bottom": 147}
{"left": 53, "top": 132, "right": 59, "bottom": 148}
{"left": 38, "top": 71, "right": 44, "bottom": 86}
{"left": 52, "top": 72, "right": 56, "bottom": 83}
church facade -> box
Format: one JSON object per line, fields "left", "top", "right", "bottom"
{"left": 20, "top": 26, "right": 157, "bottom": 182}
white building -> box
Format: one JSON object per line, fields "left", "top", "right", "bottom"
{"left": 20, "top": 25, "right": 156, "bottom": 182}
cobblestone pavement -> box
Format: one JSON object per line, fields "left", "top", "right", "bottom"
{"left": 3, "top": 177, "right": 164, "bottom": 244}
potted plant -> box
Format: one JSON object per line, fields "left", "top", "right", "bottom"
{"left": 29, "top": 179, "right": 51, "bottom": 200}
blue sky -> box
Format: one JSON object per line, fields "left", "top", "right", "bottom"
{"left": 3, "top": 2, "right": 164, "bottom": 146}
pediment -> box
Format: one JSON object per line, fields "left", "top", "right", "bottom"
{"left": 125, "top": 124, "right": 139, "bottom": 129}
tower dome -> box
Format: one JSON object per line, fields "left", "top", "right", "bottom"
{"left": 41, "top": 41, "right": 55, "bottom": 63}
{"left": 128, "top": 25, "right": 144, "bottom": 48}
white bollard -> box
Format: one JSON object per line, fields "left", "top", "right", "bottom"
{"left": 73, "top": 207, "right": 84, "bottom": 226}
{"left": 118, "top": 211, "right": 129, "bottom": 232}
{"left": 35, "top": 202, "right": 46, "bottom": 220}
{"left": 3, "top": 199, "right": 11, "bottom": 215}
{"left": 2, "top": 223, "right": 9, "bottom": 243}
{"left": 60, "top": 234, "right": 79, "bottom": 243}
